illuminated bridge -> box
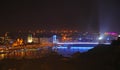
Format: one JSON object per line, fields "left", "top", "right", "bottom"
{"left": 52, "top": 35, "right": 111, "bottom": 46}
{"left": 56, "top": 42, "right": 110, "bottom": 45}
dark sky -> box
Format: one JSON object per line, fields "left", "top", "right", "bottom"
{"left": 0, "top": 0, "right": 120, "bottom": 32}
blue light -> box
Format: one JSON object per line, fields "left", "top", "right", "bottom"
{"left": 107, "top": 38, "right": 110, "bottom": 40}
{"left": 54, "top": 46, "right": 94, "bottom": 49}
{"left": 57, "top": 42, "right": 99, "bottom": 44}
{"left": 71, "top": 47, "right": 94, "bottom": 49}
{"left": 79, "top": 38, "right": 82, "bottom": 40}
{"left": 53, "top": 35, "right": 57, "bottom": 43}
{"left": 57, "top": 47, "right": 67, "bottom": 49}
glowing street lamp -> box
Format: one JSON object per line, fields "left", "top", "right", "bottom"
{"left": 27, "top": 34, "right": 33, "bottom": 43}
{"left": 118, "top": 35, "right": 120, "bottom": 37}
{"left": 98, "top": 36, "right": 103, "bottom": 40}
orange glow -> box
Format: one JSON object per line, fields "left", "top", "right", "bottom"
{"left": 12, "top": 38, "right": 24, "bottom": 47}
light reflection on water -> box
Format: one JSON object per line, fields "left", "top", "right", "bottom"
{"left": 0, "top": 48, "right": 51, "bottom": 60}
{"left": 0, "top": 46, "right": 94, "bottom": 59}
{"left": 53, "top": 46, "right": 94, "bottom": 57}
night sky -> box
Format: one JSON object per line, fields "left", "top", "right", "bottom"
{"left": 0, "top": 0, "right": 120, "bottom": 32}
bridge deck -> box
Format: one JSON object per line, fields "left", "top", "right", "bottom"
{"left": 56, "top": 42, "right": 110, "bottom": 45}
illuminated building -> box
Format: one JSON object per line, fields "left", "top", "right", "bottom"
{"left": 12, "top": 38, "right": 24, "bottom": 47}
{"left": 27, "top": 34, "right": 33, "bottom": 43}
{"left": 53, "top": 35, "right": 57, "bottom": 43}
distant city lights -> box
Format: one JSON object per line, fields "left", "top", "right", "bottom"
{"left": 118, "top": 35, "right": 120, "bottom": 37}
{"left": 27, "top": 34, "right": 33, "bottom": 43}
{"left": 53, "top": 35, "right": 57, "bottom": 43}
{"left": 98, "top": 36, "right": 103, "bottom": 40}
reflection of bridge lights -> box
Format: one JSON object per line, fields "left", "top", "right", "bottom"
{"left": 71, "top": 47, "right": 94, "bottom": 49}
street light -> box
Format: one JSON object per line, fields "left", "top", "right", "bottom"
{"left": 98, "top": 36, "right": 103, "bottom": 40}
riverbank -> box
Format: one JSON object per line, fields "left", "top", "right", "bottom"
{"left": 0, "top": 44, "right": 120, "bottom": 70}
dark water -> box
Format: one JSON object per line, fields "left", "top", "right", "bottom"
{"left": 0, "top": 46, "right": 94, "bottom": 59}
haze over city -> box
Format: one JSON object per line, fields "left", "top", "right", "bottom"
{"left": 0, "top": 0, "right": 120, "bottom": 32}
{"left": 0, "top": 0, "right": 120, "bottom": 70}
